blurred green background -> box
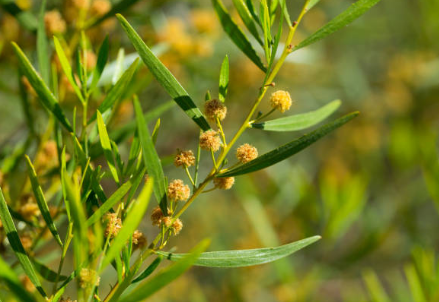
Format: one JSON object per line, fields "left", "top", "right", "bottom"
{"left": 1, "top": 0, "right": 439, "bottom": 301}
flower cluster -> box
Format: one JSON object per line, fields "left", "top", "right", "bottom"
{"left": 270, "top": 90, "right": 292, "bottom": 113}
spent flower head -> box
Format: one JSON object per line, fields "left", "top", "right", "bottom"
{"left": 270, "top": 90, "right": 292, "bottom": 113}
{"left": 103, "top": 213, "right": 122, "bottom": 238}
{"left": 44, "top": 10, "right": 66, "bottom": 35}
{"left": 174, "top": 149, "right": 196, "bottom": 168}
{"left": 236, "top": 144, "right": 258, "bottom": 163}
{"left": 214, "top": 177, "right": 235, "bottom": 190}
{"left": 167, "top": 179, "right": 190, "bottom": 202}
{"left": 79, "top": 268, "right": 100, "bottom": 288}
{"left": 204, "top": 99, "right": 227, "bottom": 122}
{"left": 200, "top": 130, "right": 221, "bottom": 151}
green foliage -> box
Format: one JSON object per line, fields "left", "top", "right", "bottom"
{"left": 157, "top": 236, "right": 320, "bottom": 268}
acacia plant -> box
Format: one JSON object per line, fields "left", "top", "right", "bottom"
{"left": 0, "top": 0, "right": 380, "bottom": 301}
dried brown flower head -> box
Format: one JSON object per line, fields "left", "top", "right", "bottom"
{"left": 204, "top": 99, "right": 227, "bottom": 122}
{"left": 213, "top": 177, "right": 235, "bottom": 190}
{"left": 270, "top": 90, "right": 292, "bottom": 113}
{"left": 18, "top": 194, "right": 40, "bottom": 220}
{"left": 172, "top": 219, "right": 183, "bottom": 235}
{"left": 44, "top": 10, "right": 66, "bottom": 35}
{"left": 72, "top": 0, "right": 89, "bottom": 9}
{"left": 174, "top": 150, "right": 195, "bottom": 168}
{"left": 103, "top": 213, "right": 122, "bottom": 238}
{"left": 20, "top": 275, "right": 35, "bottom": 293}
{"left": 132, "top": 230, "right": 147, "bottom": 249}
{"left": 20, "top": 233, "right": 33, "bottom": 251}
{"left": 167, "top": 179, "right": 190, "bottom": 202}
{"left": 91, "top": 0, "right": 112, "bottom": 16}
{"left": 79, "top": 268, "right": 100, "bottom": 288}
{"left": 199, "top": 130, "right": 221, "bottom": 152}
{"left": 236, "top": 143, "right": 258, "bottom": 163}
{"left": 151, "top": 206, "right": 171, "bottom": 226}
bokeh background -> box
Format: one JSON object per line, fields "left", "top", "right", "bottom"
{"left": 1, "top": 0, "right": 439, "bottom": 301}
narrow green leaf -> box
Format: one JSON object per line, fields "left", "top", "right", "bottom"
{"left": 268, "top": 0, "right": 284, "bottom": 70}
{"left": 363, "top": 269, "right": 391, "bottom": 302}
{"left": 101, "top": 180, "right": 154, "bottom": 269}
{"left": 116, "top": 14, "right": 211, "bottom": 131}
{"left": 151, "top": 118, "right": 161, "bottom": 145}
{"left": 0, "top": 187, "right": 46, "bottom": 297}
{"left": 279, "top": 0, "right": 292, "bottom": 27}
{"left": 53, "top": 36, "right": 84, "bottom": 103}
{"left": 306, "top": 0, "right": 321, "bottom": 11}
{"left": 133, "top": 98, "right": 168, "bottom": 213}
{"left": 120, "top": 239, "right": 210, "bottom": 302}
{"left": 212, "top": 0, "right": 267, "bottom": 72}
{"left": 232, "top": 0, "right": 263, "bottom": 45}
{"left": 86, "top": 180, "right": 133, "bottom": 226}
{"left": 0, "top": 256, "right": 37, "bottom": 302}
{"left": 25, "top": 155, "right": 63, "bottom": 247}
{"left": 219, "top": 55, "right": 229, "bottom": 102}
{"left": 132, "top": 255, "right": 164, "bottom": 283}
{"left": 245, "top": 0, "right": 260, "bottom": 26}
{"left": 405, "top": 264, "right": 427, "bottom": 302}
{"left": 32, "top": 259, "right": 67, "bottom": 282}
{"left": 89, "top": 36, "right": 109, "bottom": 92}
{"left": 97, "top": 111, "right": 120, "bottom": 184}
{"left": 11, "top": 43, "right": 72, "bottom": 132}
{"left": 293, "top": 0, "right": 381, "bottom": 51}
{"left": 37, "top": 0, "right": 49, "bottom": 84}
{"left": 157, "top": 236, "right": 319, "bottom": 268}
{"left": 252, "top": 100, "right": 341, "bottom": 131}
{"left": 218, "top": 112, "right": 359, "bottom": 177}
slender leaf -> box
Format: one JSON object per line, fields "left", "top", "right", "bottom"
{"left": 363, "top": 269, "right": 392, "bottom": 302}
{"left": 0, "top": 187, "right": 46, "bottom": 297}
{"left": 53, "top": 36, "right": 84, "bottom": 103}
{"left": 11, "top": 43, "right": 72, "bottom": 132}
{"left": 101, "top": 180, "right": 154, "bottom": 269}
{"left": 252, "top": 100, "right": 341, "bottom": 131}
{"left": 219, "top": 55, "right": 229, "bottom": 102}
{"left": 120, "top": 239, "right": 210, "bottom": 302}
{"left": 32, "top": 259, "right": 67, "bottom": 282}
{"left": 0, "top": 256, "right": 37, "bottom": 302}
{"left": 97, "top": 111, "right": 120, "bottom": 184}
{"left": 132, "top": 255, "right": 164, "bottom": 283}
{"left": 279, "top": 0, "right": 292, "bottom": 27}
{"left": 86, "top": 180, "right": 133, "bottom": 226}
{"left": 117, "top": 14, "right": 211, "bottom": 131}
{"left": 133, "top": 98, "right": 168, "bottom": 213}
{"left": 232, "top": 0, "right": 263, "bottom": 45}
{"left": 157, "top": 236, "right": 319, "bottom": 268}
{"left": 405, "top": 264, "right": 427, "bottom": 302}
{"left": 25, "top": 155, "right": 63, "bottom": 246}
{"left": 218, "top": 112, "right": 359, "bottom": 177}
{"left": 212, "top": 0, "right": 267, "bottom": 72}
{"left": 307, "top": 0, "right": 321, "bottom": 10}
{"left": 293, "top": 0, "right": 381, "bottom": 51}
{"left": 89, "top": 36, "right": 109, "bottom": 92}
{"left": 37, "top": 0, "right": 49, "bottom": 84}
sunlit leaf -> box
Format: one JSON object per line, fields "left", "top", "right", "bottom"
{"left": 218, "top": 112, "right": 359, "bottom": 177}
{"left": 120, "top": 239, "right": 210, "bottom": 302}
{"left": 89, "top": 36, "right": 109, "bottom": 92}
{"left": 132, "top": 255, "right": 164, "bottom": 283}
{"left": 212, "top": 0, "right": 267, "bottom": 72}
{"left": 37, "top": 0, "right": 49, "bottom": 84}
{"left": 117, "top": 14, "right": 211, "bottom": 131}
{"left": 11, "top": 43, "right": 72, "bottom": 132}
{"left": 97, "top": 110, "right": 120, "bottom": 184}
{"left": 157, "top": 236, "right": 319, "bottom": 268}
{"left": 25, "top": 155, "right": 63, "bottom": 247}
{"left": 53, "top": 36, "right": 84, "bottom": 103}
{"left": 0, "top": 256, "right": 37, "bottom": 301}
{"left": 86, "top": 180, "right": 133, "bottom": 226}
{"left": 219, "top": 55, "right": 229, "bottom": 102}
{"left": 294, "top": 0, "right": 381, "bottom": 51}
{"left": 0, "top": 187, "right": 46, "bottom": 297}
{"left": 252, "top": 100, "right": 341, "bottom": 131}
{"left": 133, "top": 97, "right": 168, "bottom": 213}
{"left": 232, "top": 0, "right": 263, "bottom": 45}
{"left": 101, "top": 179, "right": 153, "bottom": 269}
